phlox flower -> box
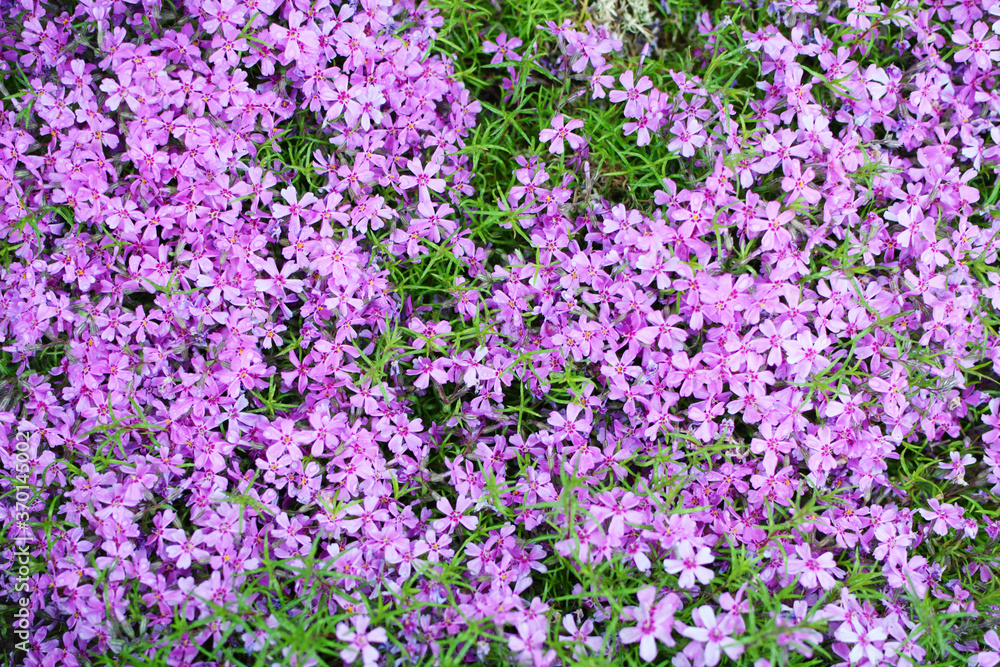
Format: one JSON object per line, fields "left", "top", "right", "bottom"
{"left": 539, "top": 115, "right": 586, "bottom": 154}
{"left": 619, "top": 586, "right": 680, "bottom": 661}
{"left": 209, "top": 25, "right": 248, "bottom": 67}
{"left": 399, "top": 158, "right": 446, "bottom": 206}
{"left": 780, "top": 160, "right": 821, "bottom": 205}
{"left": 624, "top": 111, "right": 655, "bottom": 146}
{"left": 884, "top": 551, "right": 930, "bottom": 597}
{"left": 588, "top": 64, "right": 616, "bottom": 98}
{"left": 786, "top": 543, "right": 842, "bottom": 590}
{"left": 433, "top": 495, "right": 479, "bottom": 532}
{"left": 747, "top": 201, "right": 796, "bottom": 251}
{"left": 782, "top": 330, "right": 832, "bottom": 382}
{"left": 938, "top": 451, "right": 975, "bottom": 485}
{"left": 508, "top": 623, "right": 555, "bottom": 666}
{"left": 163, "top": 529, "right": 209, "bottom": 570}
{"left": 559, "top": 614, "right": 603, "bottom": 659}
{"left": 570, "top": 30, "right": 620, "bottom": 72}
{"left": 274, "top": 10, "right": 320, "bottom": 65}
{"left": 271, "top": 186, "right": 318, "bottom": 237}
{"left": 483, "top": 33, "right": 523, "bottom": 65}
{"left": 384, "top": 414, "right": 424, "bottom": 455}
{"left": 609, "top": 70, "right": 653, "bottom": 118}
{"left": 749, "top": 421, "right": 797, "bottom": 475}
{"left": 406, "top": 357, "right": 452, "bottom": 389}
{"left": 349, "top": 85, "right": 386, "bottom": 131}
{"left": 217, "top": 351, "right": 269, "bottom": 398}
{"left": 667, "top": 117, "right": 706, "bottom": 157}
{"left": 663, "top": 541, "right": 715, "bottom": 589}
{"left": 954, "top": 22, "right": 1000, "bottom": 70}
{"left": 202, "top": 0, "right": 246, "bottom": 33}
{"left": 972, "top": 630, "right": 1000, "bottom": 667}
{"left": 680, "top": 605, "right": 744, "bottom": 667}
{"left": 337, "top": 617, "right": 387, "bottom": 667}
{"left": 918, "top": 498, "right": 964, "bottom": 535}
{"left": 547, "top": 403, "right": 592, "bottom": 446}
{"left": 835, "top": 621, "right": 887, "bottom": 665}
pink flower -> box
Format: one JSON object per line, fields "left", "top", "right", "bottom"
{"left": 539, "top": 115, "right": 586, "bottom": 154}
{"left": 938, "top": 451, "right": 976, "bottom": 485}
{"left": 663, "top": 541, "right": 715, "bottom": 589}
{"left": 619, "top": 586, "right": 680, "bottom": 661}
{"left": 337, "top": 617, "right": 387, "bottom": 667}
{"left": 433, "top": 495, "right": 479, "bottom": 532}
{"left": 667, "top": 117, "right": 706, "bottom": 157}
{"left": 609, "top": 70, "right": 653, "bottom": 117}
{"left": 782, "top": 330, "right": 832, "bottom": 382}
{"left": 201, "top": 0, "right": 246, "bottom": 33}
{"left": 780, "top": 160, "right": 821, "bottom": 205}
{"left": 270, "top": 10, "right": 319, "bottom": 64}
{"left": 954, "top": 22, "right": 1000, "bottom": 70}
{"left": 163, "top": 529, "right": 209, "bottom": 570}
{"left": 749, "top": 421, "right": 797, "bottom": 475}
{"left": 508, "top": 623, "right": 554, "bottom": 666}
{"left": 399, "top": 158, "right": 446, "bottom": 206}
{"left": 483, "top": 32, "right": 523, "bottom": 65}
{"left": 559, "top": 614, "right": 603, "bottom": 659}
{"left": 835, "top": 622, "right": 887, "bottom": 665}
{"left": 271, "top": 186, "right": 318, "bottom": 234}
{"left": 973, "top": 630, "right": 1000, "bottom": 667}
{"left": 680, "top": 605, "right": 744, "bottom": 666}
{"left": 918, "top": 498, "right": 964, "bottom": 535}
{"left": 747, "top": 201, "right": 795, "bottom": 251}
{"left": 786, "top": 543, "right": 842, "bottom": 590}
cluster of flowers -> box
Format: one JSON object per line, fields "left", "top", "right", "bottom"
{"left": 495, "top": 4, "right": 1000, "bottom": 665}
{"left": 2, "top": 0, "right": 1000, "bottom": 663}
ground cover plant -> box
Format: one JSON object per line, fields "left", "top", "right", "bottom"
{"left": 3, "top": 0, "right": 1000, "bottom": 664}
